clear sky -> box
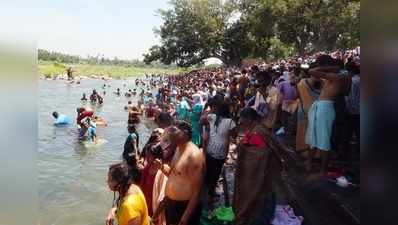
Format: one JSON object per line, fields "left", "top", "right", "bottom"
{"left": 2, "top": 0, "right": 170, "bottom": 60}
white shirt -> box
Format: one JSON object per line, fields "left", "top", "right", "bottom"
{"left": 206, "top": 114, "right": 236, "bottom": 159}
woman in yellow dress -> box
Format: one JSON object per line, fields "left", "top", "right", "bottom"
{"left": 106, "top": 162, "right": 150, "bottom": 225}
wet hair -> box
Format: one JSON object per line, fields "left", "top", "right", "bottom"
{"left": 52, "top": 111, "right": 58, "bottom": 118}
{"left": 240, "top": 107, "right": 258, "bottom": 121}
{"left": 108, "top": 162, "right": 139, "bottom": 207}
{"left": 176, "top": 121, "right": 192, "bottom": 140}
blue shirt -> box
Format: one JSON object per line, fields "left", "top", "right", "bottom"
{"left": 54, "top": 114, "right": 71, "bottom": 125}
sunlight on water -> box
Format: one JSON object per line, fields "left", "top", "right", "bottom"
{"left": 39, "top": 78, "right": 156, "bottom": 225}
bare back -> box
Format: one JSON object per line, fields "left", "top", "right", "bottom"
{"left": 319, "top": 73, "right": 351, "bottom": 100}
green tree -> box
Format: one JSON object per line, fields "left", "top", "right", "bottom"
{"left": 273, "top": 0, "right": 360, "bottom": 54}
{"left": 144, "top": 0, "right": 249, "bottom": 67}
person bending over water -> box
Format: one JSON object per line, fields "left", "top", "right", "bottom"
{"left": 106, "top": 162, "right": 150, "bottom": 225}
{"left": 52, "top": 111, "right": 71, "bottom": 125}
{"left": 154, "top": 121, "right": 205, "bottom": 225}
{"left": 77, "top": 107, "right": 94, "bottom": 139}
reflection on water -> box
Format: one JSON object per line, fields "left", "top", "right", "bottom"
{"left": 39, "top": 79, "right": 156, "bottom": 225}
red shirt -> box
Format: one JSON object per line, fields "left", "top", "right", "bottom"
{"left": 76, "top": 110, "right": 94, "bottom": 125}
{"left": 242, "top": 131, "right": 267, "bottom": 148}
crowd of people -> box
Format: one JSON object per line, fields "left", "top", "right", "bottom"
{"left": 102, "top": 47, "right": 360, "bottom": 225}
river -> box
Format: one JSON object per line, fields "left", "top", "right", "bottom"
{"left": 38, "top": 78, "right": 157, "bottom": 225}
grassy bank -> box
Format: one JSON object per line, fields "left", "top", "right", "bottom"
{"left": 38, "top": 60, "right": 188, "bottom": 79}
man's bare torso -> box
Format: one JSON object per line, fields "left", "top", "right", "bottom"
{"left": 165, "top": 142, "right": 202, "bottom": 201}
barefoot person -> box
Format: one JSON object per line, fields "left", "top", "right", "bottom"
{"left": 305, "top": 55, "right": 351, "bottom": 176}
{"left": 154, "top": 122, "right": 205, "bottom": 225}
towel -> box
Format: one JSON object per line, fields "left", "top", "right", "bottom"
{"left": 305, "top": 100, "right": 335, "bottom": 151}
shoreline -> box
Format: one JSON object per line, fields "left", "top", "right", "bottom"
{"left": 38, "top": 60, "right": 188, "bottom": 80}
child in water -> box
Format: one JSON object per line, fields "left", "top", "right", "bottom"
{"left": 86, "top": 117, "right": 97, "bottom": 144}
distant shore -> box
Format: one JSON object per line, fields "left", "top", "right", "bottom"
{"left": 38, "top": 60, "right": 187, "bottom": 79}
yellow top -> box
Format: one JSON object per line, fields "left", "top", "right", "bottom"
{"left": 116, "top": 188, "right": 150, "bottom": 225}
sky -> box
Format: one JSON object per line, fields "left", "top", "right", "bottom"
{"left": 1, "top": 0, "right": 171, "bottom": 60}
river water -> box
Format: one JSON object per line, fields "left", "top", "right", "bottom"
{"left": 38, "top": 79, "right": 157, "bottom": 225}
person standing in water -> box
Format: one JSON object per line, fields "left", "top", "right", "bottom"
{"left": 86, "top": 117, "right": 97, "bottom": 144}
{"left": 77, "top": 107, "right": 94, "bottom": 139}
{"left": 154, "top": 121, "right": 205, "bottom": 225}
{"left": 90, "top": 89, "right": 98, "bottom": 103}
{"left": 66, "top": 67, "right": 73, "bottom": 81}
{"left": 81, "top": 93, "right": 88, "bottom": 101}
{"left": 123, "top": 124, "right": 140, "bottom": 165}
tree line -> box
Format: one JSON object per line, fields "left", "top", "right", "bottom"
{"left": 143, "top": 0, "right": 360, "bottom": 67}
{"left": 38, "top": 49, "right": 177, "bottom": 69}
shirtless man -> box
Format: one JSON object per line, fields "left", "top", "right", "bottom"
{"left": 306, "top": 55, "right": 351, "bottom": 176}
{"left": 154, "top": 121, "right": 205, "bottom": 225}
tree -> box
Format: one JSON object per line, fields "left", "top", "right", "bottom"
{"left": 144, "top": 0, "right": 249, "bottom": 67}
{"left": 273, "top": 0, "right": 360, "bottom": 54}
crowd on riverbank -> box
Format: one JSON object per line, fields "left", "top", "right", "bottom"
{"left": 100, "top": 47, "right": 361, "bottom": 225}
